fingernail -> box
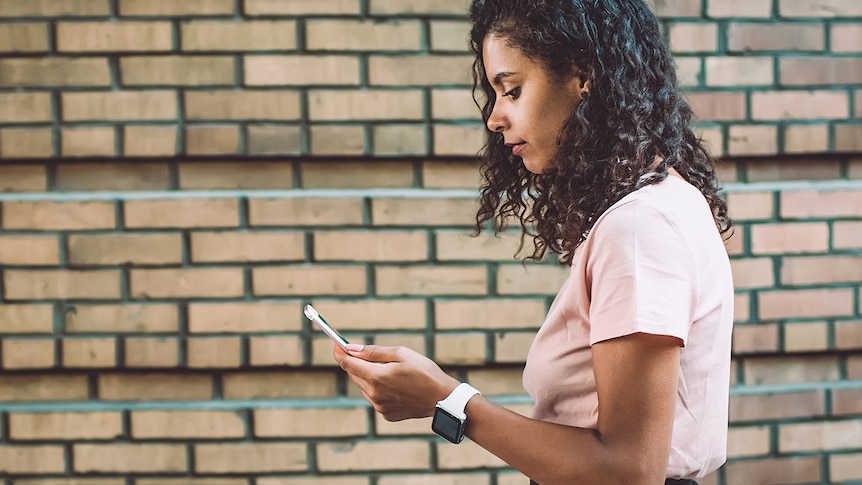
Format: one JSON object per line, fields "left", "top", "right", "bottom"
{"left": 345, "top": 344, "right": 364, "bottom": 352}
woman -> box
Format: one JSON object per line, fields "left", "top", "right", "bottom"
{"left": 334, "top": 1, "right": 734, "bottom": 484}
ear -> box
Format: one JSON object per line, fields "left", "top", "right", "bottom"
{"left": 567, "top": 67, "right": 590, "bottom": 100}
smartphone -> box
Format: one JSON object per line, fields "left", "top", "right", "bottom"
{"left": 303, "top": 304, "right": 350, "bottom": 351}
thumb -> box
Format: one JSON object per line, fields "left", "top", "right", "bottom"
{"left": 345, "top": 343, "right": 402, "bottom": 363}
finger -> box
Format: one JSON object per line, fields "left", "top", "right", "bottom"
{"left": 345, "top": 344, "right": 403, "bottom": 364}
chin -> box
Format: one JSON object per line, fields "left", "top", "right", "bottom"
{"left": 521, "top": 156, "right": 551, "bottom": 174}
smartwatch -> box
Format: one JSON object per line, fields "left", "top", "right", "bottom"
{"left": 431, "top": 382, "right": 481, "bottom": 444}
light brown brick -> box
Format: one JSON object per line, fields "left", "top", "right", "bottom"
{"left": 708, "top": 0, "right": 772, "bottom": 17}
{"left": 75, "top": 444, "right": 187, "bottom": 473}
{"left": 369, "top": 56, "right": 472, "bottom": 86}
{"left": 494, "top": 331, "right": 535, "bottom": 363}
{"left": 3, "top": 201, "right": 114, "bottom": 230}
{"left": 125, "top": 337, "right": 179, "bottom": 368}
{"left": 0, "top": 375, "right": 88, "bottom": 401}
{"left": 750, "top": 222, "right": 828, "bottom": 254}
{"left": 376, "top": 266, "right": 486, "bottom": 296}
{"left": 65, "top": 304, "right": 178, "bottom": 333}
{"left": 186, "top": 125, "right": 240, "bottom": 155}
{"left": 249, "top": 335, "right": 303, "bottom": 366}
{"left": 373, "top": 411, "right": 433, "bottom": 437}
{"left": 317, "top": 441, "right": 429, "bottom": 472}
{"left": 0, "top": 0, "right": 109, "bottom": 16}
{"left": 195, "top": 443, "right": 306, "bottom": 473}
{"left": 373, "top": 124, "right": 427, "bottom": 155}
{"left": 780, "top": 57, "right": 862, "bottom": 85}
{"left": 191, "top": 231, "right": 304, "bottom": 263}
{"left": 705, "top": 57, "right": 773, "bottom": 87}
{"left": 834, "top": 221, "right": 862, "bottom": 250}
{"left": 368, "top": 333, "right": 427, "bottom": 355}
{"left": 727, "top": 426, "right": 771, "bottom": 458}
{"left": 314, "top": 230, "right": 426, "bottom": 262}
{"left": 121, "top": 56, "right": 235, "bottom": 86}
{"left": 301, "top": 161, "right": 412, "bottom": 188}
{"left": 0, "top": 305, "right": 53, "bottom": 334}
{"left": 0, "top": 165, "right": 47, "bottom": 192}
{"left": 435, "top": 333, "right": 487, "bottom": 365}
{"left": 0, "top": 446, "right": 66, "bottom": 474}
{"left": 188, "top": 302, "right": 301, "bottom": 333}
{"left": 0, "top": 58, "right": 110, "bottom": 87}
{"left": 68, "top": 233, "right": 181, "bottom": 265}
{"left": 781, "top": 189, "right": 862, "bottom": 218}
{"left": 782, "top": 255, "right": 862, "bottom": 285}
{"left": 372, "top": 197, "right": 477, "bottom": 226}
{"left": 186, "top": 337, "right": 242, "bottom": 368}
{"left": 254, "top": 408, "right": 367, "bottom": 438}
{"left": 308, "top": 90, "right": 423, "bottom": 121}
{"left": 124, "top": 125, "right": 178, "bottom": 157}
{"left": 0, "top": 93, "right": 51, "bottom": 122}
{"left": 258, "top": 479, "right": 366, "bottom": 485}
{"left": 685, "top": 92, "right": 745, "bottom": 121}
{"left": 835, "top": 320, "right": 862, "bottom": 350}
{"left": 99, "top": 374, "right": 212, "bottom": 400}
{"left": 728, "top": 22, "right": 824, "bottom": 52}
{"left": 246, "top": 0, "right": 359, "bottom": 15}
{"left": 124, "top": 198, "right": 238, "bottom": 228}
{"left": 729, "top": 258, "right": 774, "bottom": 289}
{"left": 674, "top": 56, "right": 702, "bottom": 87}
{"left": 423, "top": 161, "right": 481, "bottom": 189}
{"left": 253, "top": 266, "right": 366, "bottom": 296}
{"left": 130, "top": 268, "right": 244, "bottom": 299}
{"left": 433, "top": 124, "right": 486, "bottom": 155}
{"left": 732, "top": 323, "right": 778, "bottom": 354}
{"left": 832, "top": 24, "right": 862, "bottom": 53}
{"left": 435, "top": 231, "right": 524, "bottom": 261}
{"left": 9, "top": 412, "right": 122, "bottom": 440}
{"left": 726, "top": 191, "right": 774, "bottom": 220}
{"left": 752, "top": 91, "right": 847, "bottom": 120}
{"left": 57, "top": 22, "right": 171, "bottom": 52}
{"left": 464, "top": 368, "right": 525, "bottom": 395}
{"left": 669, "top": 22, "right": 718, "bottom": 53}
{"left": 2, "top": 339, "right": 55, "bottom": 369}
{"left": 744, "top": 356, "right": 840, "bottom": 385}
{"left": 497, "top": 264, "right": 571, "bottom": 295}
{"left": 308, "top": 300, "right": 425, "bottom": 330}
{"left": 728, "top": 125, "right": 778, "bottom": 156}
{"left": 779, "top": 420, "right": 862, "bottom": 452}
{"left": 784, "top": 124, "right": 829, "bottom": 153}
{"left": 780, "top": 0, "right": 862, "bottom": 17}
{"left": 61, "top": 126, "right": 115, "bottom": 157}
{"left": 62, "top": 337, "right": 116, "bottom": 368}
{"left": 62, "top": 91, "right": 176, "bottom": 121}
{"left": 182, "top": 21, "right": 296, "bottom": 51}
{"left": 0, "top": 235, "right": 59, "bottom": 266}
{"left": 245, "top": 55, "right": 360, "bottom": 86}
{"left": 222, "top": 371, "right": 336, "bottom": 399}
{"left": 179, "top": 161, "right": 293, "bottom": 190}
{"left": 131, "top": 410, "right": 245, "bottom": 439}
{"left": 0, "top": 128, "right": 53, "bottom": 158}
{"left": 307, "top": 20, "right": 420, "bottom": 51}
{"left": 369, "top": 0, "right": 472, "bottom": 14}
{"left": 308, "top": 125, "right": 365, "bottom": 155}
{"left": 730, "top": 391, "right": 824, "bottom": 422}
{"left": 4, "top": 270, "right": 120, "bottom": 300}
{"left": 379, "top": 474, "right": 488, "bottom": 485}
{"left": 248, "top": 125, "right": 302, "bottom": 155}
{"left": 437, "top": 439, "right": 507, "bottom": 469}
{"left": 746, "top": 158, "right": 841, "bottom": 182}
{"left": 431, "top": 89, "right": 480, "bottom": 120}
{"left": 185, "top": 91, "right": 300, "bottom": 120}
{"left": 120, "top": 0, "right": 233, "bottom": 15}
{"left": 851, "top": 355, "right": 862, "bottom": 380}
{"left": 248, "top": 197, "right": 364, "bottom": 226}
{"left": 835, "top": 123, "right": 862, "bottom": 152}
{"left": 833, "top": 388, "right": 862, "bottom": 416}
{"left": 831, "top": 452, "right": 862, "bottom": 482}
{"left": 56, "top": 162, "right": 171, "bottom": 191}
{"left": 430, "top": 20, "right": 470, "bottom": 52}
{"left": 435, "top": 299, "right": 546, "bottom": 330}
{"left": 127, "top": 480, "right": 238, "bottom": 485}
{"left": 784, "top": 321, "right": 829, "bottom": 352}
{"left": 759, "top": 288, "right": 854, "bottom": 320}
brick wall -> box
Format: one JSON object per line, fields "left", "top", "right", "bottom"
{"left": 0, "top": 0, "right": 861, "bottom": 484}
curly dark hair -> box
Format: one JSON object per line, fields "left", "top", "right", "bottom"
{"left": 469, "top": 0, "right": 733, "bottom": 265}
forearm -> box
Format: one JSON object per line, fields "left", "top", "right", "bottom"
{"left": 464, "top": 396, "right": 667, "bottom": 485}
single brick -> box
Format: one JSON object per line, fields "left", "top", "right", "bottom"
{"left": 0, "top": 164, "right": 47, "bottom": 191}
{"left": 190, "top": 231, "right": 304, "bottom": 263}
{"left": 708, "top": 0, "right": 772, "bottom": 17}
{"left": 746, "top": 158, "right": 841, "bottom": 182}
{"left": 314, "top": 230, "right": 427, "bottom": 262}
{"left": 186, "top": 125, "right": 240, "bottom": 155}
{"left": 55, "top": 162, "right": 171, "bottom": 191}
{"left": 730, "top": 390, "right": 824, "bottom": 422}
{"left": 9, "top": 412, "right": 122, "bottom": 440}
{"left": 125, "top": 337, "right": 179, "bottom": 368}
{"left": 835, "top": 123, "right": 862, "bottom": 152}
{"left": 61, "top": 126, "right": 115, "bottom": 157}
{"left": 434, "top": 333, "right": 487, "bottom": 365}
{"left": 726, "top": 191, "right": 774, "bottom": 220}
{"left": 646, "top": 0, "right": 701, "bottom": 17}
{"left": 245, "top": 55, "right": 360, "bottom": 86}
{"left": 831, "top": 452, "right": 862, "bottom": 482}
{"left": 195, "top": 443, "right": 307, "bottom": 473}
{"left": 2, "top": 339, "right": 55, "bottom": 369}
{"left": 751, "top": 91, "right": 847, "bottom": 120}
{"left": 182, "top": 21, "right": 296, "bottom": 51}
{"left": 308, "top": 125, "right": 366, "bottom": 155}
{"left": 99, "top": 374, "right": 212, "bottom": 401}
{"left": 832, "top": 388, "right": 862, "bottom": 416}
{"left": 0, "top": 0, "right": 109, "bottom": 16}
{"left": 783, "top": 321, "right": 829, "bottom": 352}
{"left": 74, "top": 444, "right": 187, "bottom": 473}
{"left": 249, "top": 335, "right": 303, "bottom": 366}
{"left": 121, "top": 56, "right": 235, "bottom": 86}
{"left": 248, "top": 125, "right": 302, "bottom": 155}
{"left": 253, "top": 266, "right": 366, "bottom": 296}
{"left": 0, "top": 235, "right": 59, "bottom": 266}
{"left": 375, "top": 266, "right": 487, "bottom": 296}
{"left": 64, "top": 304, "right": 178, "bottom": 333}
{"left": 0, "top": 58, "right": 110, "bottom": 87}
{"left": 187, "top": 301, "right": 302, "bottom": 333}
{"left": 0, "top": 375, "right": 89, "bottom": 401}
{"left": 431, "top": 89, "right": 481, "bottom": 119}
{"left": 130, "top": 268, "right": 245, "bottom": 299}
{"left": 248, "top": 197, "right": 364, "bottom": 226}
{"left": 685, "top": 92, "right": 746, "bottom": 121}
{"left": 369, "top": 0, "right": 474, "bottom": 14}
{"left": 780, "top": 0, "right": 862, "bottom": 17}
{"left": 0, "top": 305, "right": 53, "bottom": 334}
{"left": 306, "top": 20, "right": 420, "bottom": 51}
{"left": 222, "top": 371, "right": 336, "bottom": 399}
{"left": 780, "top": 57, "right": 862, "bottom": 85}
{"left": 727, "top": 125, "right": 778, "bottom": 156}
{"left": 835, "top": 320, "right": 862, "bottom": 350}
{"left": 435, "top": 230, "right": 524, "bottom": 261}
{"left": 119, "top": 0, "right": 234, "bottom": 15}
{"left": 124, "top": 198, "right": 238, "bottom": 228}
{"left": 317, "top": 441, "right": 429, "bottom": 472}
{"left": 759, "top": 289, "right": 854, "bottom": 320}
{"left": 186, "top": 337, "right": 242, "bottom": 368}
{"left": 308, "top": 90, "right": 423, "bottom": 121}
{"left": 422, "top": 162, "right": 480, "bottom": 189}
{"left": 669, "top": 23, "right": 718, "bottom": 53}
{"left": 371, "top": 197, "right": 477, "bottom": 226}
{"left": 185, "top": 90, "right": 300, "bottom": 120}
{"left": 433, "top": 124, "right": 486, "bottom": 156}
{"left": 62, "top": 91, "right": 176, "bottom": 121}
{"left": 782, "top": 255, "right": 862, "bottom": 285}
{"left": 0, "top": 446, "right": 66, "bottom": 474}
{"left": 727, "top": 22, "right": 824, "bottom": 52}
{"left": 496, "top": 264, "right": 571, "bottom": 295}
{"left": 373, "top": 124, "right": 427, "bottom": 155}
{"left": 62, "top": 337, "right": 117, "bottom": 368}
{"left": 124, "top": 125, "right": 178, "bottom": 157}
{"left": 494, "top": 331, "right": 536, "bottom": 363}
{"left": 831, "top": 24, "right": 862, "bottom": 53}
{"left": 744, "top": 356, "right": 840, "bottom": 385}
{"left": 254, "top": 408, "right": 367, "bottom": 438}
{"left": 179, "top": 162, "right": 292, "bottom": 190}
{"left": 57, "top": 21, "right": 171, "bottom": 52}
{"left": 727, "top": 426, "right": 771, "bottom": 458}
{"left": 834, "top": 221, "right": 862, "bottom": 250}
{"left": 368, "top": 56, "right": 473, "bottom": 85}
{"left": 779, "top": 420, "right": 862, "bottom": 452}
{"left": 245, "top": 0, "right": 360, "bottom": 15}
{"left": 0, "top": 128, "right": 53, "bottom": 158}
{"left": 434, "top": 299, "right": 547, "bottom": 330}
{"left": 781, "top": 189, "right": 862, "bottom": 218}
{"left": 131, "top": 410, "right": 245, "bottom": 439}
{"left": 729, "top": 258, "right": 775, "bottom": 289}
{"left": 751, "top": 222, "right": 828, "bottom": 254}
{"left": 68, "top": 233, "right": 182, "bottom": 265}
{"left": 430, "top": 20, "right": 470, "bottom": 52}
{"left": 705, "top": 57, "right": 773, "bottom": 87}
{"left": 436, "top": 439, "right": 508, "bottom": 469}
{"left": 4, "top": 270, "right": 121, "bottom": 300}
{"left": 306, "top": 300, "right": 425, "bottom": 330}
{"left": 300, "top": 161, "right": 413, "bottom": 188}
{"left": 0, "top": 93, "right": 52, "bottom": 122}
{"left": 732, "top": 323, "right": 779, "bottom": 354}
{"left": 784, "top": 124, "right": 829, "bottom": 153}
{"left": 674, "top": 57, "right": 701, "bottom": 87}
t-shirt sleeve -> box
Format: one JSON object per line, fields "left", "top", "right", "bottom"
{"left": 586, "top": 199, "right": 698, "bottom": 347}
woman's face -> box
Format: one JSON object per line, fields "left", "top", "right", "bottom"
{"left": 482, "top": 34, "right": 587, "bottom": 174}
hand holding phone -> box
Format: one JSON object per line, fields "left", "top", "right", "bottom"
{"left": 303, "top": 304, "right": 350, "bottom": 351}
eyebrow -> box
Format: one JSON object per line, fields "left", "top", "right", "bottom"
{"left": 492, "top": 71, "right": 516, "bottom": 86}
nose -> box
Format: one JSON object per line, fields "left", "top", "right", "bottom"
{"left": 486, "top": 101, "right": 507, "bottom": 133}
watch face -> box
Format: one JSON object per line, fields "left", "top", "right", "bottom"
{"left": 432, "top": 408, "right": 464, "bottom": 444}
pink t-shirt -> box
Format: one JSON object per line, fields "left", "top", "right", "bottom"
{"left": 522, "top": 175, "right": 734, "bottom": 479}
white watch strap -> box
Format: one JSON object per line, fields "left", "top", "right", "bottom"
{"left": 437, "top": 383, "right": 481, "bottom": 420}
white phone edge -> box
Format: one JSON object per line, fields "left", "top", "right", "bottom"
{"left": 303, "top": 304, "right": 350, "bottom": 350}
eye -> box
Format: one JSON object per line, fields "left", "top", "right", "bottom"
{"left": 502, "top": 87, "right": 521, "bottom": 99}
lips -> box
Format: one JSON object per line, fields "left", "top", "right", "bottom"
{"left": 506, "top": 142, "right": 526, "bottom": 156}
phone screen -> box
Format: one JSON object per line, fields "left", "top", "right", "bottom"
{"left": 303, "top": 304, "right": 350, "bottom": 350}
